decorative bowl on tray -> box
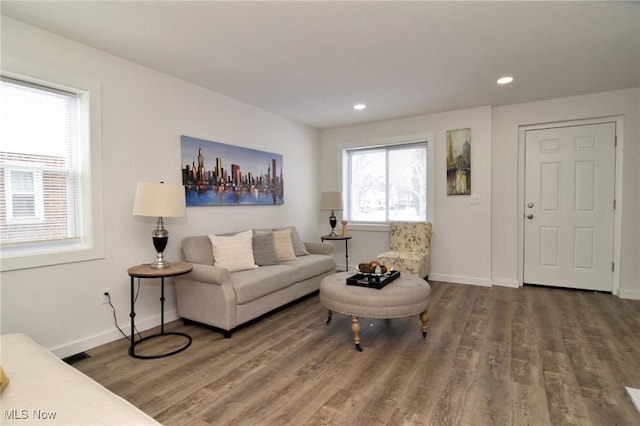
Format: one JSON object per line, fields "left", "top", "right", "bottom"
{"left": 355, "top": 261, "right": 394, "bottom": 276}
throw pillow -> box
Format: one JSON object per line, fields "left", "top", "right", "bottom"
{"left": 0, "top": 366, "right": 8, "bottom": 392}
{"left": 275, "top": 226, "right": 309, "bottom": 256}
{"left": 209, "top": 230, "right": 258, "bottom": 272}
{"left": 272, "top": 228, "right": 297, "bottom": 261}
{"left": 252, "top": 231, "right": 280, "bottom": 266}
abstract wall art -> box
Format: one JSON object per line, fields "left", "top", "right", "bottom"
{"left": 446, "top": 128, "right": 471, "bottom": 196}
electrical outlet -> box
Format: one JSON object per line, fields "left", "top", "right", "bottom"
{"left": 100, "top": 288, "right": 110, "bottom": 305}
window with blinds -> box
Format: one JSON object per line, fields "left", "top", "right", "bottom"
{"left": 1, "top": 76, "right": 81, "bottom": 246}
{"left": 4, "top": 169, "right": 44, "bottom": 223}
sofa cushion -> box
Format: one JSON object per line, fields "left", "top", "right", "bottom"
{"left": 252, "top": 231, "right": 280, "bottom": 266}
{"left": 182, "top": 235, "right": 214, "bottom": 266}
{"left": 283, "top": 254, "right": 336, "bottom": 282}
{"left": 232, "top": 265, "right": 295, "bottom": 304}
{"left": 273, "top": 229, "right": 297, "bottom": 261}
{"left": 209, "top": 230, "right": 258, "bottom": 272}
{"left": 274, "top": 226, "right": 309, "bottom": 256}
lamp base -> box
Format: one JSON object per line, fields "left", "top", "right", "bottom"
{"left": 150, "top": 221, "right": 170, "bottom": 269}
{"left": 150, "top": 258, "right": 170, "bottom": 269}
{"left": 328, "top": 210, "right": 338, "bottom": 237}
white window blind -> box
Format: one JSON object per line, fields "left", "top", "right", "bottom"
{"left": 1, "top": 76, "right": 81, "bottom": 246}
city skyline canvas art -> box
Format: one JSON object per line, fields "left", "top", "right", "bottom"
{"left": 181, "top": 135, "right": 284, "bottom": 206}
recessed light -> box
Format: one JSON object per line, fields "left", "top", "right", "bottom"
{"left": 353, "top": 104, "right": 367, "bottom": 110}
{"left": 497, "top": 76, "right": 514, "bottom": 85}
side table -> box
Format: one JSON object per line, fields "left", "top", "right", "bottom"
{"left": 321, "top": 235, "right": 352, "bottom": 271}
{"left": 127, "top": 262, "right": 193, "bottom": 359}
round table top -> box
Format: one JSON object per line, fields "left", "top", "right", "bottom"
{"left": 320, "top": 271, "right": 431, "bottom": 318}
{"left": 127, "top": 261, "right": 193, "bottom": 278}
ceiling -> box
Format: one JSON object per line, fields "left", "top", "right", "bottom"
{"left": 2, "top": 1, "right": 639, "bottom": 129}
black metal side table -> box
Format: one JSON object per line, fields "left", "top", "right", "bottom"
{"left": 321, "top": 235, "right": 352, "bottom": 271}
{"left": 127, "top": 261, "right": 193, "bottom": 359}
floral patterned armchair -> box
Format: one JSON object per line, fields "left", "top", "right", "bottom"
{"left": 377, "top": 222, "right": 431, "bottom": 279}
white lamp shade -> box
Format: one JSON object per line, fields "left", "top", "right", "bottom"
{"left": 320, "top": 192, "right": 343, "bottom": 210}
{"left": 132, "top": 182, "right": 186, "bottom": 218}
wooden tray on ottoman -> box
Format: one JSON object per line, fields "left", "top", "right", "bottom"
{"left": 346, "top": 270, "right": 401, "bottom": 289}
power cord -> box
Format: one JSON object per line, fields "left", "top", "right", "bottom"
{"left": 105, "top": 288, "right": 142, "bottom": 341}
{"left": 105, "top": 294, "right": 128, "bottom": 340}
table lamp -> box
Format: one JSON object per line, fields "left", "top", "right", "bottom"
{"left": 320, "top": 191, "right": 343, "bottom": 237}
{"left": 132, "top": 182, "right": 186, "bottom": 269}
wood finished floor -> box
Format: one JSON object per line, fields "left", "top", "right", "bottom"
{"left": 74, "top": 282, "right": 640, "bottom": 425}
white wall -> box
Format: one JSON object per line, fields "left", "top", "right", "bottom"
{"left": 320, "top": 106, "right": 493, "bottom": 286}
{"left": 321, "top": 89, "right": 640, "bottom": 300}
{"left": 0, "top": 17, "right": 321, "bottom": 357}
{"left": 492, "top": 88, "right": 640, "bottom": 298}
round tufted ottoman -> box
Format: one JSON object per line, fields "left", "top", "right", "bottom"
{"left": 320, "top": 271, "right": 431, "bottom": 351}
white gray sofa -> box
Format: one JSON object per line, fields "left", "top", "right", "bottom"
{"left": 175, "top": 227, "right": 336, "bottom": 337}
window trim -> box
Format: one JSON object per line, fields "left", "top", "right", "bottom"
{"left": 342, "top": 134, "right": 434, "bottom": 228}
{"left": 0, "top": 61, "right": 104, "bottom": 271}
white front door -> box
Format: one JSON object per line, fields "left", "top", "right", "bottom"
{"left": 523, "top": 122, "right": 616, "bottom": 291}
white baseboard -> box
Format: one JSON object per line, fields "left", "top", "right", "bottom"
{"left": 427, "top": 273, "right": 492, "bottom": 287}
{"left": 492, "top": 277, "right": 520, "bottom": 288}
{"left": 619, "top": 289, "right": 640, "bottom": 300}
{"left": 50, "top": 310, "right": 179, "bottom": 359}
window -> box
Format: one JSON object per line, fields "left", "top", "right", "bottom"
{"left": 0, "top": 70, "right": 104, "bottom": 270}
{"left": 345, "top": 142, "right": 428, "bottom": 223}
{"left": 4, "top": 168, "right": 44, "bottom": 224}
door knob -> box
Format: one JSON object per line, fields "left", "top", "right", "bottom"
{"left": 527, "top": 214, "right": 534, "bottom": 219}
{"left": 527, "top": 202, "right": 534, "bottom": 208}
